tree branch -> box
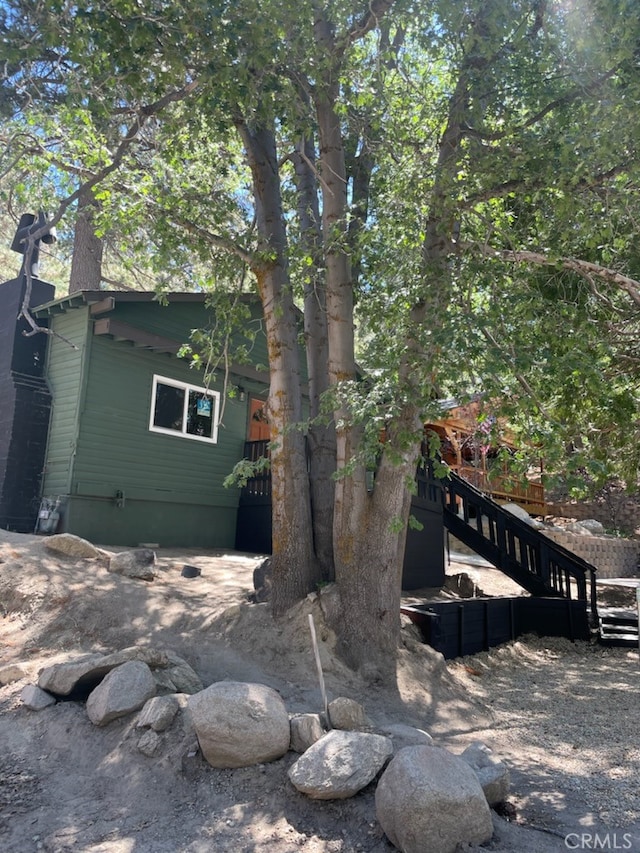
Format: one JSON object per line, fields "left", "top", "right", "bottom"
{"left": 461, "top": 65, "right": 621, "bottom": 143}
{"left": 348, "top": 0, "right": 398, "bottom": 45}
{"left": 477, "top": 324, "right": 560, "bottom": 424}
{"left": 463, "top": 158, "right": 638, "bottom": 207}
{"left": 166, "top": 210, "right": 256, "bottom": 268}
{"left": 468, "top": 242, "right": 640, "bottom": 307}
{"left": 17, "top": 79, "right": 201, "bottom": 336}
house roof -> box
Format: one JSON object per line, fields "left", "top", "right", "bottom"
{"left": 33, "top": 291, "right": 219, "bottom": 355}
{"left": 33, "top": 289, "right": 275, "bottom": 387}
{"left": 32, "top": 289, "right": 237, "bottom": 315}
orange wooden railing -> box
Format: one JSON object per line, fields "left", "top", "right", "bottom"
{"left": 450, "top": 464, "right": 545, "bottom": 514}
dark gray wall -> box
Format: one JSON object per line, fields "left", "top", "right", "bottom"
{"left": 0, "top": 276, "right": 55, "bottom": 531}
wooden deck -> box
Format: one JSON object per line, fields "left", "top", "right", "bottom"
{"left": 448, "top": 463, "right": 545, "bottom": 514}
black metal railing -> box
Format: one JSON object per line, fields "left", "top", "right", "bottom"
{"left": 241, "top": 439, "right": 271, "bottom": 497}
{"left": 240, "top": 445, "right": 598, "bottom": 625}
{"left": 437, "top": 469, "right": 598, "bottom": 624}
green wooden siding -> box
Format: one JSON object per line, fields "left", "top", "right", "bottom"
{"left": 62, "top": 495, "right": 239, "bottom": 549}
{"left": 39, "top": 295, "right": 285, "bottom": 548}
{"left": 41, "top": 308, "right": 90, "bottom": 495}
{"left": 111, "top": 300, "right": 271, "bottom": 373}
{"left": 73, "top": 335, "right": 248, "bottom": 507}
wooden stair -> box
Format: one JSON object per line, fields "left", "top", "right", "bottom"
{"left": 598, "top": 607, "right": 639, "bottom": 647}
{"left": 433, "top": 469, "right": 599, "bottom": 628}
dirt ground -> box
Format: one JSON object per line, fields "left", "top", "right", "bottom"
{"left": 0, "top": 529, "right": 638, "bottom": 853}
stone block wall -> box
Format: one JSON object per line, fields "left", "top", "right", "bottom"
{"left": 447, "top": 527, "right": 639, "bottom": 579}
{"left": 545, "top": 498, "right": 640, "bottom": 539}
{"left": 541, "top": 530, "right": 639, "bottom": 579}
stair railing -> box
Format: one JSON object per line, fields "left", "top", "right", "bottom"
{"left": 433, "top": 468, "right": 598, "bottom": 624}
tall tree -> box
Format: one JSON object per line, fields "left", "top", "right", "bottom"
{"left": 3, "top": 0, "right": 640, "bottom": 678}
{"left": 68, "top": 188, "right": 104, "bottom": 291}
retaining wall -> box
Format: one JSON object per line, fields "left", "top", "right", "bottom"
{"left": 447, "top": 527, "right": 639, "bottom": 579}
{"left": 542, "top": 529, "right": 639, "bottom": 579}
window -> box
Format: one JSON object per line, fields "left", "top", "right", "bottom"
{"left": 149, "top": 375, "right": 220, "bottom": 443}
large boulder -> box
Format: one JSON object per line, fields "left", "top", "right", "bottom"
{"left": 108, "top": 549, "right": 157, "bottom": 581}
{"left": 86, "top": 660, "right": 156, "bottom": 726}
{"left": 43, "top": 533, "right": 105, "bottom": 560}
{"left": 187, "top": 681, "right": 290, "bottom": 768}
{"left": 375, "top": 746, "right": 493, "bottom": 853}
{"left": 460, "top": 741, "right": 510, "bottom": 806}
{"left": 38, "top": 647, "right": 202, "bottom": 698}
{"left": 579, "top": 519, "right": 606, "bottom": 535}
{"left": 567, "top": 519, "right": 606, "bottom": 536}
{"left": 288, "top": 730, "right": 393, "bottom": 800}
{"left": 39, "top": 652, "right": 109, "bottom": 696}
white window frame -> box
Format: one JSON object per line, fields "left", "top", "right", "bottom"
{"left": 149, "top": 374, "right": 220, "bottom": 444}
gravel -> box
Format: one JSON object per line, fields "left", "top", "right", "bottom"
{"left": 447, "top": 636, "right": 640, "bottom": 832}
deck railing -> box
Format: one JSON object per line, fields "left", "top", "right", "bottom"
{"left": 241, "top": 439, "right": 271, "bottom": 497}
{"left": 240, "top": 442, "right": 598, "bottom": 623}
{"left": 448, "top": 463, "right": 545, "bottom": 513}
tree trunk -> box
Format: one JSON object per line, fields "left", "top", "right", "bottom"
{"left": 316, "top": 90, "right": 368, "bottom": 538}
{"left": 332, "top": 437, "right": 421, "bottom": 680}
{"left": 69, "top": 187, "right": 104, "bottom": 293}
{"left": 292, "top": 140, "right": 336, "bottom": 581}
{"left": 236, "top": 117, "right": 320, "bottom": 613}
{"left": 315, "top": 14, "right": 404, "bottom": 674}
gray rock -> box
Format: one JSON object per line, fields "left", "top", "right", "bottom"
{"left": 252, "top": 557, "right": 272, "bottom": 602}
{"left": 327, "top": 697, "right": 370, "bottom": 731}
{"left": 138, "top": 729, "right": 161, "bottom": 756}
{"left": 155, "top": 650, "right": 203, "bottom": 694}
{"left": 39, "top": 653, "right": 105, "bottom": 696}
{"left": 567, "top": 522, "right": 592, "bottom": 535}
{"left": 137, "top": 695, "right": 181, "bottom": 732}
{"left": 375, "top": 746, "right": 493, "bottom": 853}
{"left": 86, "top": 660, "right": 156, "bottom": 726}
{"left": 21, "top": 684, "right": 56, "bottom": 710}
{"left": 188, "top": 681, "right": 290, "bottom": 768}
{"left": 43, "top": 533, "right": 105, "bottom": 560}
{"left": 290, "top": 713, "right": 326, "bottom": 753}
{"left": 579, "top": 519, "right": 606, "bottom": 534}
{"left": 501, "top": 503, "right": 534, "bottom": 524}
{"left": 460, "top": 741, "right": 510, "bottom": 806}
{"left": 108, "top": 549, "right": 157, "bottom": 580}
{"left": 0, "top": 663, "right": 28, "bottom": 686}
{"left": 38, "top": 647, "right": 201, "bottom": 697}
{"left": 378, "top": 723, "right": 434, "bottom": 752}
{"left": 288, "top": 730, "right": 393, "bottom": 800}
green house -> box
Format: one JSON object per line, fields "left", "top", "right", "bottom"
{"left": 32, "top": 291, "right": 273, "bottom": 549}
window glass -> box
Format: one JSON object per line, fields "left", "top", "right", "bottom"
{"left": 186, "top": 390, "right": 214, "bottom": 439}
{"left": 150, "top": 375, "right": 220, "bottom": 443}
{"left": 153, "top": 382, "right": 185, "bottom": 432}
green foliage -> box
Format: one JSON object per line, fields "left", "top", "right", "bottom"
{"left": 3, "top": 0, "right": 640, "bottom": 496}
{"left": 223, "top": 454, "right": 271, "bottom": 489}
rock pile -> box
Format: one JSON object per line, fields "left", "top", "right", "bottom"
{"left": 12, "top": 650, "right": 510, "bottom": 852}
